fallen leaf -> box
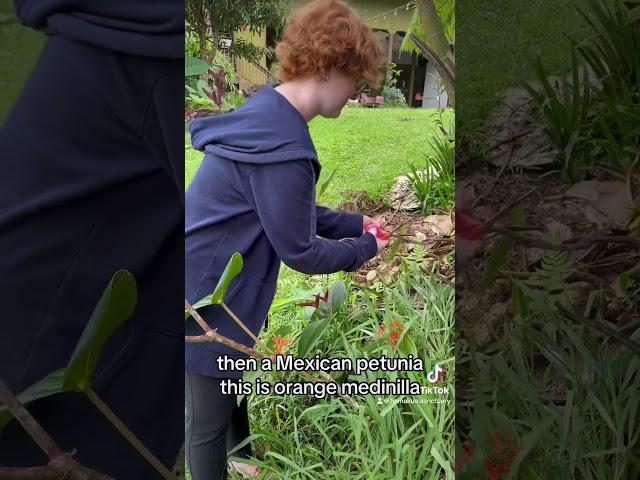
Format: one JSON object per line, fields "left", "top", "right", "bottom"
{"left": 565, "top": 181, "right": 632, "bottom": 229}
{"left": 425, "top": 215, "right": 452, "bottom": 235}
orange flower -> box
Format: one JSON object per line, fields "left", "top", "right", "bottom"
{"left": 389, "top": 331, "right": 400, "bottom": 348}
{"left": 390, "top": 319, "right": 404, "bottom": 334}
{"left": 273, "top": 336, "right": 293, "bottom": 355}
{"left": 374, "top": 324, "right": 386, "bottom": 340}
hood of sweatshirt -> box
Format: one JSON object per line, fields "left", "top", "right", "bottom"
{"left": 14, "top": 0, "right": 184, "bottom": 58}
{"left": 189, "top": 84, "right": 322, "bottom": 181}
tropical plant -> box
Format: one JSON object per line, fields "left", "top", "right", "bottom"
{"left": 185, "top": 52, "right": 239, "bottom": 112}
{"left": 401, "top": 0, "right": 455, "bottom": 104}
{"left": 185, "top": 0, "right": 286, "bottom": 64}
{"left": 524, "top": 49, "right": 593, "bottom": 182}
{"left": 526, "top": 0, "right": 640, "bottom": 180}
{"left": 406, "top": 120, "right": 455, "bottom": 213}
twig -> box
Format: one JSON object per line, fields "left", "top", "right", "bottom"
{"left": 185, "top": 302, "right": 359, "bottom": 408}
{"left": 185, "top": 300, "right": 212, "bottom": 333}
{"left": 0, "top": 381, "right": 63, "bottom": 460}
{"left": 84, "top": 388, "right": 176, "bottom": 480}
{"left": 473, "top": 117, "right": 529, "bottom": 207}
{"left": 487, "top": 129, "right": 532, "bottom": 151}
{"left": 385, "top": 191, "right": 414, "bottom": 225}
{"left": 492, "top": 228, "right": 640, "bottom": 251}
{"left": 483, "top": 187, "right": 540, "bottom": 229}
{"left": 221, "top": 302, "right": 271, "bottom": 352}
{"left": 0, "top": 381, "right": 113, "bottom": 480}
{"left": 388, "top": 217, "right": 415, "bottom": 235}
{"left": 186, "top": 333, "right": 268, "bottom": 359}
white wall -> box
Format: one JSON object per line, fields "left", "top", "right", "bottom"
{"left": 422, "top": 63, "right": 448, "bottom": 109}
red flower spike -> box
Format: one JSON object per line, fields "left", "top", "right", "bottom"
{"left": 375, "top": 324, "right": 386, "bottom": 340}
{"left": 297, "top": 290, "right": 329, "bottom": 308}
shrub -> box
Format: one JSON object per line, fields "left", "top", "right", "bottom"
{"left": 382, "top": 86, "right": 408, "bottom": 107}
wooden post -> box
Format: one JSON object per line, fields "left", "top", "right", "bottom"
{"left": 408, "top": 51, "right": 416, "bottom": 106}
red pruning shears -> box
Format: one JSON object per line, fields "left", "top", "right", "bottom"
{"left": 364, "top": 224, "right": 390, "bottom": 241}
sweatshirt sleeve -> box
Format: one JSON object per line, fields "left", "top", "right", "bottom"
{"left": 247, "top": 160, "right": 378, "bottom": 274}
{"left": 316, "top": 206, "right": 364, "bottom": 239}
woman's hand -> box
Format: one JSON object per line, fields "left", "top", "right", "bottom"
{"left": 363, "top": 215, "right": 389, "bottom": 252}
{"left": 363, "top": 215, "right": 384, "bottom": 231}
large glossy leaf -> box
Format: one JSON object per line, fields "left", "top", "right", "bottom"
{"left": 329, "top": 280, "right": 347, "bottom": 312}
{"left": 63, "top": 270, "right": 137, "bottom": 392}
{"left": 185, "top": 56, "right": 210, "bottom": 77}
{"left": 318, "top": 280, "right": 347, "bottom": 314}
{"left": 297, "top": 317, "right": 331, "bottom": 358}
{"left": 186, "top": 252, "right": 244, "bottom": 320}
{"left": 0, "top": 369, "right": 66, "bottom": 432}
{"left": 211, "top": 252, "right": 243, "bottom": 304}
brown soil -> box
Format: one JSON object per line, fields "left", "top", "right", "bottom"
{"left": 337, "top": 191, "right": 454, "bottom": 286}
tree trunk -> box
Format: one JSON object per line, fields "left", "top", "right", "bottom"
{"left": 416, "top": 0, "right": 454, "bottom": 68}
{"left": 410, "top": 34, "right": 454, "bottom": 106}
{"left": 198, "top": 23, "right": 207, "bottom": 61}
{"left": 414, "top": 0, "right": 455, "bottom": 105}
{"left": 208, "top": 6, "right": 218, "bottom": 64}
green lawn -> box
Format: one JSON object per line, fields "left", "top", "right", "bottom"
{"left": 186, "top": 106, "right": 451, "bottom": 206}
{"left": 457, "top": 0, "right": 591, "bottom": 131}
{"left": 0, "top": 2, "right": 44, "bottom": 126}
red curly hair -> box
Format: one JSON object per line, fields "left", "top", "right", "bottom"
{"left": 275, "top": 0, "right": 385, "bottom": 87}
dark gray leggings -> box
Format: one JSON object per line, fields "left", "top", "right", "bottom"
{"left": 185, "top": 370, "right": 252, "bottom": 480}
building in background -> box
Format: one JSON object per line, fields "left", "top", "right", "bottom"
{"left": 233, "top": 0, "right": 447, "bottom": 108}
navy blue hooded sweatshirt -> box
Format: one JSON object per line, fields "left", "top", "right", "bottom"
{"left": 13, "top": 0, "right": 183, "bottom": 58}
{"left": 186, "top": 85, "right": 378, "bottom": 378}
{"left": 0, "top": 3, "right": 183, "bottom": 478}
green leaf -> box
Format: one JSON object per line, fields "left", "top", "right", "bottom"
{"left": 297, "top": 317, "right": 331, "bottom": 357}
{"left": 329, "top": 280, "right": 347, "bottom": 313}
{"left": 479, "top": 205, "right": 524, "bottom": 292}
{"left": 317, "top": 169, "right": 337, "bottom": 199}
{"left": 211, "top": 252, "right": 244, "bottom": 305}
{"left": 618, "top": 261, "right": 640, "bottom": 294}
{"left": 317, "top": 281, "right": 347, "bottom": 315}
{"left": 400, "top": 334, "right": 418, "bottom": 357}
{"left": 186, "top": 253, "right": 245, "bottom": 319}
{"left": 627, "top": 6, "right": 640, "bottom": 24}
{"left": 0, "top": 369, "right": 67, "bottom": 432}
{"left": 63, "top": 270, "right": 137, "bottom": 392}
{"left": 504, "top": 418, "right": 553, "bottom": 479}
{"left": 185, "top": 56, "right": 210, "bottom": 76}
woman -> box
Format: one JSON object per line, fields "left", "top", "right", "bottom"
{"left": 185, "top": 0, "right": 388, "bottom": 477}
